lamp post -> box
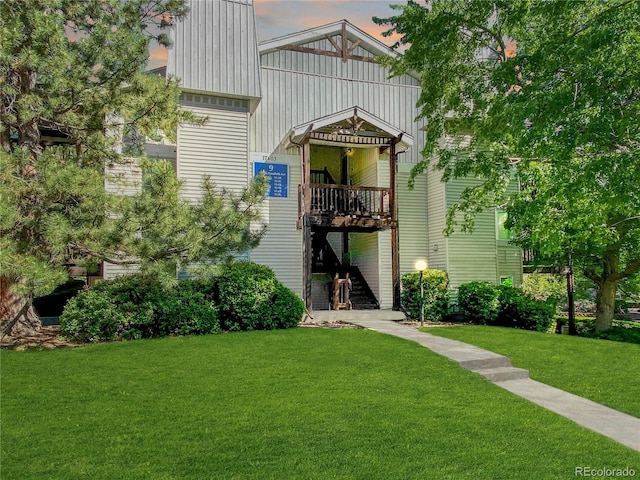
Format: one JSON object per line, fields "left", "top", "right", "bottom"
{"left": 415, "top": 260, "right": 428, "bottom": 326}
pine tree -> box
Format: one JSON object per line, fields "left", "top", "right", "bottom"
{"left": 0, "top": 1, "right": 266, "bottom": 336}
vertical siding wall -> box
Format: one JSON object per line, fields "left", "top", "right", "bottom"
{"left": 261, "top": 42, "right": 420, "bottom": 86}
{"left": 177, "top": 104, "right": 249, "bottom": 202}
{"left": 347, "top": 147, "right": 386, "bottom": 305}
{"left": 251, "top": 66, "right": 425, "bottom": 165}
{"left": 167, "top": 0, "right": 261, "bottom": 105}
{"left": 250, "top": 154, "right": 303, "bottom": 295}
{"left": 350, "top": 232, "right": 380, "bottom": 303}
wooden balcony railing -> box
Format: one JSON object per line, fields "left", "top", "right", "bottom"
{"left": 308, "top": 184, "right": 390, "bottom": 216}
{"left": 298, "top": 184, "right": 394, "bottom": 228}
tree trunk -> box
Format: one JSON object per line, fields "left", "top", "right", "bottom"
{"left": 594, "top": 278, "right": 617, "bottom": 332}
{"left": 0, "top": 276, "right": 41, "bottom": 338}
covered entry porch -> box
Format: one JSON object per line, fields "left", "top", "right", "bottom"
{"left": 288, "top": 106, "right": 412, "bottom": 311}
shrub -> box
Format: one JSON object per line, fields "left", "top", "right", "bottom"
{"left": 215, "top": 261, "right": 303, "bottom": 331}
{"left": 582, "top": 325, "right": 640, "bottom": 345}
{"left": 401, "top": 270, "right": 449, "bottom": 322}
{"left": 457, "top": 282, "right": 555, "bottom": 332}
{"left": 270, "top": 283, "right": 306, "bottom": 329}
{"left": 457, "top": 282, "right": 499, "bottom": 325}
{"left": 497, "top": 285, "right": 555, "bottom": 332}
{"left": 60, "top": 275, "right": 219, "bottom": 342}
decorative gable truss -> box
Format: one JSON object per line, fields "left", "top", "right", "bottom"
{"left": 259, "top": 20, "right": 408, "bottom": 66}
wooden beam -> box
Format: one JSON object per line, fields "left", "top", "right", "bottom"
{"left": 390, "top": 140, "right": 401, "bottom": 310}
{"left": 277, "top": 44, "right": 377, "bottom": 63}
{"left": 279, "top": 44, "right": 341, "bottom": 58}
{"left": 303, "top": 219, "right": 313, "bottom": 311}
{"left": 325, "top": 34, "right": 342, "bottom": 54}
{"left": 302, "top": 140, "right": 313, "bottom": 311}
{"left": 341, "top": 22, "right": 348, "bottom": 63}
{"left": 347, "top": 39, "right": 362, "bottom": 53}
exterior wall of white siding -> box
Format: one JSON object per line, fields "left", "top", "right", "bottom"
{"left": 177, "top": 103, "right": 250, "bottom": 202}
{"left": 445, "top": 176, "right": 500, "bottom": 292}
{"left": 167, "top": 0, "right": 262, "bottom": 109}
{"left": 260, "top": 47, "right": 420, "bottom": 86}
{"left": 425, "top": 164, "right": 448, "bottom": 273}
{"left": 498, "top": 245, "right": 523, "bottom": 287}
{"left": 397, "top": 165, "right": 429, "bottom": 275}
{"left": 249, "top": 153, "right": 303, "bottom": 295}
{"left": 250, "top": 67, "right": 425, "bottom": 164}
{"left": 350, "top": 232, "right": 380, "bottom": 304}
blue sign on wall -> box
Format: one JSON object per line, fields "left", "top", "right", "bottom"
{"left": 254, "top": 162, "right": 288, "bottom": 198}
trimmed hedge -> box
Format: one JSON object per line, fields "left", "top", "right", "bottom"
{"left": 215, "top": 262, "right": 304, "bottom": 331}
{"left": 401, "top": 270, "right": 449, "bottom": 322}
{"left": 458, "top": 282, "right": 555, "bottom": 332}
{"left": 60, "top": 276, "right": 219, "bottom": 342}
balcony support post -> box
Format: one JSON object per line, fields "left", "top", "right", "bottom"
{"left": 301, "top": 140, "right": 312, "bottom": 310}
{"left": 390, "top": 138, "right": 401, "bottom": 310}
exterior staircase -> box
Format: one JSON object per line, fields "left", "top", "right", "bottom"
{"left": 347, "top": 266, "right": 379, "bottom": 310}
{"left": 311, "top": 231, "right": 379, "bottom": 310}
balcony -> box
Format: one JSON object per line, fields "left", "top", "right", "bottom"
{"left": 299, "top": 184, "right": 394, "bottom": 228}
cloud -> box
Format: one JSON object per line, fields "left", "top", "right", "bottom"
{"left": 255, "top": 0, "right": 405, "bottom": 46}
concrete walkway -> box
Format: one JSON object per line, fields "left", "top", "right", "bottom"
{"left": 329, "top": 315, "right": 640, "bottom": 453}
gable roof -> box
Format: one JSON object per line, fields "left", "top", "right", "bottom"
{"left": 259, "top": 19, "right": 419, "bottom": 80}
{"left": 288, "top": 106, "right": 413, "bottom": 152}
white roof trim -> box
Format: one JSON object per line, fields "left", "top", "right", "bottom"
{"left": 260, "top": 19, "right": 399, "bottom": 59}
{"left": 288, "top": 106, "right": 413, "bottom": 152}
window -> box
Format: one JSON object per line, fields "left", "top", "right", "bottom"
{"left": 500, "top": 276, "right": 513, "bottom": 287}
{"left": 496, "top": 209, "right": 511, "bottom": 241}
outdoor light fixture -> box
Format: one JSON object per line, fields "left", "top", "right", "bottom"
{"left": 415, "top": 259, "right": 428, "bottom": 326}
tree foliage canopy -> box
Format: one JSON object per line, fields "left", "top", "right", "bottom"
{"left": 375, "top": 0, "right": 640, "bottom": 330}
{"left": 0, "top": 0, "right": 266, "bottom": 333}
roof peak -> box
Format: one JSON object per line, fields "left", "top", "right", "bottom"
{"left": 259, "top": 19, "right": 401, "bottom": 61}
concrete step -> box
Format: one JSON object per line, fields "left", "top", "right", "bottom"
{"left": 477, "top": 367, "right": 529, "bottom": 382}
{"left": 310, "top": 310, "right": 406, "bottom": 322}
{"left": 459, "top": 355, "right": 512, "bottom": 371}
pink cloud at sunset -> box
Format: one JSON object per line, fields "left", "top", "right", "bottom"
{"left": 254, "top": 0, "right": 405, "bottom": 45}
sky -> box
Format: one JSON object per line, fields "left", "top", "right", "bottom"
{"left": 254, "top": 0, "right": 406, "bottom": 44}
{"left": 149, "top": 0, "right": 408, "bottom": 69}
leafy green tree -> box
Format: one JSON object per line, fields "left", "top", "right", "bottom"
{"left": 375, "top": 0, "right": 640, "bottom": 331}
{"left": 0, "top": 1, "right": 266, "bottom": 336}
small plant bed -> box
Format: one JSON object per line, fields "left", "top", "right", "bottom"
{"left": 2, "top": 329, "right": 639, "bottom": 479}
{"left": 424, "top": 326, "right": 640, "bottom": 418}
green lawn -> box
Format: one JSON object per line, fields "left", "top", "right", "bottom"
{"left": 2, "top": 328, "right": 639, "bottom": 479}
{"left": 425, "top": 326, "right": 640, "bottom": 418}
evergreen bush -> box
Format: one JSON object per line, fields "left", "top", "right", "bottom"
{"left": 400, "top": 270, "right": 449, "bottom": 321}
{"left": 215, "top": 261, "right": 303, "bottom": 331}
{"left": 60, "top": 275, "right": 219, "bottom": 342}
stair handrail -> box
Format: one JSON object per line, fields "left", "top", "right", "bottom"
{"left": 332, "top": 273, "right": 352, "bottom": 310}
